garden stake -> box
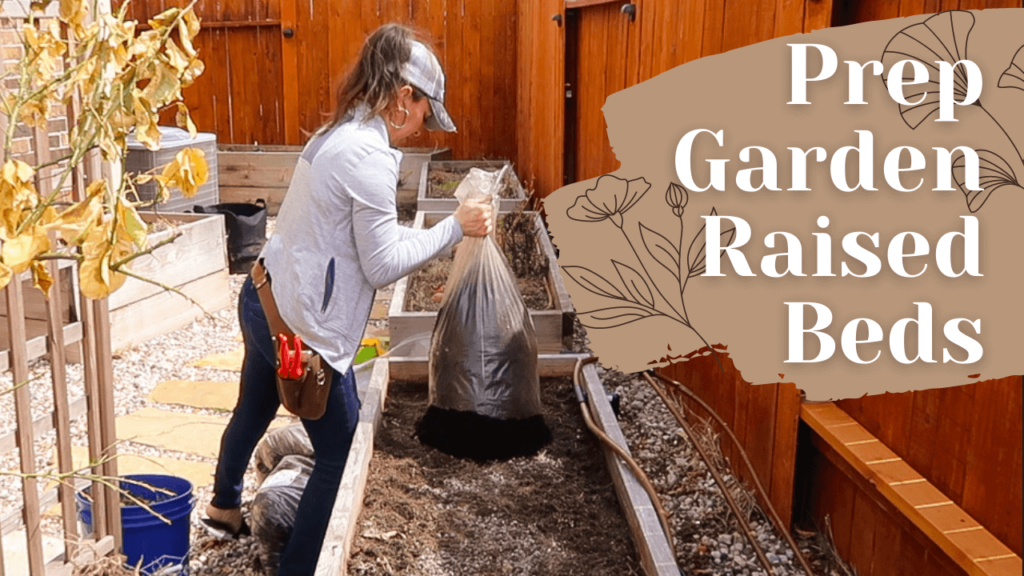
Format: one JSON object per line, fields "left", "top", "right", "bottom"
{"left": 573, "top": 357, "right": 677, "bottom": 560}
{"left": 641, "top": 372, "right": 777, "bottom": 576}
{"left": 644, "top": 370, "right": 819, "bottom": 576}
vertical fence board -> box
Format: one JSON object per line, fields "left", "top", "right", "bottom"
{"left": 803, "top": 0, "right": 833, "bottom": 32}
{"left": 295, "top": 0, "right": 330, "bottom": 137}
{"left": 769, "top": 382, "right": 800, "bottom": 528}
{"left": 775, "top": 0, "right": 805, "bottom": 38}
{"left": 680, "top": 0, "right": 706, "bottom": 66}
{"left": 700, "top": 0, "right": 727, "bottom": 57}
{"left": 848, "top": 490, "right": 879, "bottom": 576}
{"left": 45, "top": 255, "right": 80, "bottom": 561}
{"left": 906, "top": 389, "right": 939, "bottom": 479}
{"left": 92, "top": 297, "right": 122, "bottom": 552}
{"left": 745, "top": 383, "right": 778, "bottom": 493}
{"left": 6, "top": 279, "right": 46, "bottom": 575}
{"left": 79, "top": 289, "right": 108, "bottom": 540}
{"left": 633, "top": 0, "right": 656, "bottom": 83}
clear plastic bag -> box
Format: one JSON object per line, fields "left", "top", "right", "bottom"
{"left": 418, "top": 168, "right": 549, "bottom": 460}
{"left": 251, "top": 454, "right": 314, "bottom": 576}
{"left": 253, "top": 424, "right": 313, "bottom": 486}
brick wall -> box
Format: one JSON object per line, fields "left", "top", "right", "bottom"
{"left": 1, "top": 14, "right": 73, "bottom": 198}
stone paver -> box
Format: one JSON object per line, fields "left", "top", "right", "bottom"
{"left": 148, "top": 379, "right": 289, "bottom": 416}
{"left": 116, "top": 407, "right": 288, "bottom": 459}
{"left": 190, "top": 346, "right": 245, "bottom": 371}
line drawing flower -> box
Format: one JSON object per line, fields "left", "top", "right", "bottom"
{"left": 881, "top": 10, "right": 1023, "bottom": 213}
{"left": 566, "top": 174, "right": 651, "bottom": 228}
{"left": 563, "top": 175, "right": 734, "bottom": 371}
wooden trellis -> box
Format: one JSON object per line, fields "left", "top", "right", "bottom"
{"left": 0, "top": 6, "right": 121, "bottom": 575}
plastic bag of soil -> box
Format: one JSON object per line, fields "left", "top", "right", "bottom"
{"left": 416, "top": 167, "right": 551, "bottom": 461}
{"left": 253, "top": 424, "right": 314, "bottom": 485}
{"left": 251, "top": 454, "right": 314, "bottom": 576}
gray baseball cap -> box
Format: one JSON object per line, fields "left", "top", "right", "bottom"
{"left": 401, "top": 41, "right": 457, "bottom": 133}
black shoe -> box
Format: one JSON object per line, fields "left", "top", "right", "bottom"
{"left": 199, "top": 516, "right": 252, "bottom": 540}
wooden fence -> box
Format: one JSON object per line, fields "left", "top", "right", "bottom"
{"left": 0, "top": 11, "right": 121, "bottom": 575}
{"left": 122, "top": 0, "right": 520, "bottom": 163}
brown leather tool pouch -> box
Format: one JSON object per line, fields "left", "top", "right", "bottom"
{"left": 251, "top": 260, "right": 334, "bottom": 420}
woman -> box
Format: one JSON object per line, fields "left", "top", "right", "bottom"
{"left": 203, "top": 24, "right": 493, "bottom": 576}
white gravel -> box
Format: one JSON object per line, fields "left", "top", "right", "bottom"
{"left": 600, "top": 365, "right": 812, "bottom": 576}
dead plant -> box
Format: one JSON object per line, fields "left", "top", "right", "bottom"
{"left": 71, "top": 551, "right": 141, "bottom": 576}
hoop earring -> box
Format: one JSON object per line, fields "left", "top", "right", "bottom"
{"left": 389, "top": 106, "right": 410, "bottom": 130}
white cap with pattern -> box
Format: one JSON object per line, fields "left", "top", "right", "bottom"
{"left": 401, "top": 41, "right": 457, "bottom": 133}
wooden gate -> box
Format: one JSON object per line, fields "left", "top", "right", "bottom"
{"left": 562, "top": 0, "right": 833, "bottom": 185}
{"left": 122, "top": 0, "right": 299, "bottom": 145}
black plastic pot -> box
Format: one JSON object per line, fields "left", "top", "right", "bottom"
{"left": 193, "top": 200, "right": 267, "bottom": 275}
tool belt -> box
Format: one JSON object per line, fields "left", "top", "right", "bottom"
{"left": 251, "top": 260, "right": 333, "bottom": 420}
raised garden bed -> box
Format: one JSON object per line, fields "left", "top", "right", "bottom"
{"left": 388, "top": 211, "right": 574, "bottom": 357}
{"left": 397, "top": 147, "right": 452, "bottom": 216}
{"left": 347, "top": 376, "right": 642, "bottom": 575}
{"left": 108, "top": 212, "right": 231, "bottom": 352}
{"left": 416, "top": 160, "right": 527, "bottom": 213}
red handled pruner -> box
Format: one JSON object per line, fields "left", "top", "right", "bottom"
{"left": 277, "top": 333, "right": 305, "bottom": 379}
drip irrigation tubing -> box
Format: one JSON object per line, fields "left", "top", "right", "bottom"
{"left": 572, "top": 357, "right": 677, "bottom": 561}
{"left": 643, "top": 370, "right": 818, "bottom": 576}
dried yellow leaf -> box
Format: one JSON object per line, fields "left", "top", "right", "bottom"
{"left": 19, "top": 98, "right": 50, "bottom": 129}
{"left": 0, "top": 161, "right": 39, "bottom": 234}
{"left": 79, "top": 222, "right": 132, "bottom": 299}
{"left": 161, "top": 147, "right": 208, "bottom": 198}
{"left": 141, "top": 61, "right": 181, "bottom": 107}
{"left": 1, "top": 226, "right": 51, "bottom": 274}
{"left": 116, "top": 199, "right": 148, "bottom": 249}
{"left": 175, "top": 103, "right": 197, "bottom": 138}
{"left": 0, "top": 261, "right": 12, "bottom": 291}
{"left": 31, "top": 261, "right": 53, "bottom": 296}
{"left": 59, "top": 0, "right": 88, "bottom": 30}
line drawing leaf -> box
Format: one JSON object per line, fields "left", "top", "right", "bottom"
{"left": 999, "top": 45, "right": 1024, "bottom": 92}
{"left": 561, "top": 265, "right": 626, "bottom": 300}
{"left": 577, "top": 306, "right": 655, "bottom": 329}
{"left": 687, "top": 208, "right": 737, "bottom": 278}
{"left": 953, "top": 149, "right": 1024, "bottom": 213}
{"left": 881, "top": 11, "right": 977, "bottom": 130}
{"left": 612, "top": 260, "right": 655, "bottom": 308}
{"left": 639, "top": 222, "right": 680, "bottom": 281}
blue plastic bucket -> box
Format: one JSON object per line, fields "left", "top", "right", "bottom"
{"left": 77, "top": 474, "right": 195, "bottom": 575}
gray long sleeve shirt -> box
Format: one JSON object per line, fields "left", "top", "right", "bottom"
{"left": 261, "top": 104, "right": 463, "bottom": 374}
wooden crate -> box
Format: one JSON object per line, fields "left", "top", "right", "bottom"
{"left": 397, "top": 147, "right": 452, "bottom": 211}
{"left": 416, "top": 160, "right": 527, "bottom": 213}
{"left": 388, "top": 211, "right": 574, "bottom": 357}
{"left": 108, "top": 212, "right": 231, "bottom": 351}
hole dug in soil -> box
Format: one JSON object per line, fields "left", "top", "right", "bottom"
{"left": 347, "top": 378, "right": 643, "bottom": 576}
{"left": 405, "top": 212, "right": 553, "bottom": 312}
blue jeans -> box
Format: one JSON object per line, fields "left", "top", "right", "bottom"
{"left": 212, "top": 276, "right": 360, "bottom": 576}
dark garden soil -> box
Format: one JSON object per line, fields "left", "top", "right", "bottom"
{"left": 404, "top": 255, "right": 552, "bottom": 312}
{"left": 347, "top": 378, "right": 643, "bottom": 576}
{"left": 426, "top": 167, "right": 521, "bottom": 199}
{"left": 405, "top": 212, "right": 553, "bottom": 313}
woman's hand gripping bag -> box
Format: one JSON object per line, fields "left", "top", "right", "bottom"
{"left": 416, "top": 167, "right": 551, "bottom": 461}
